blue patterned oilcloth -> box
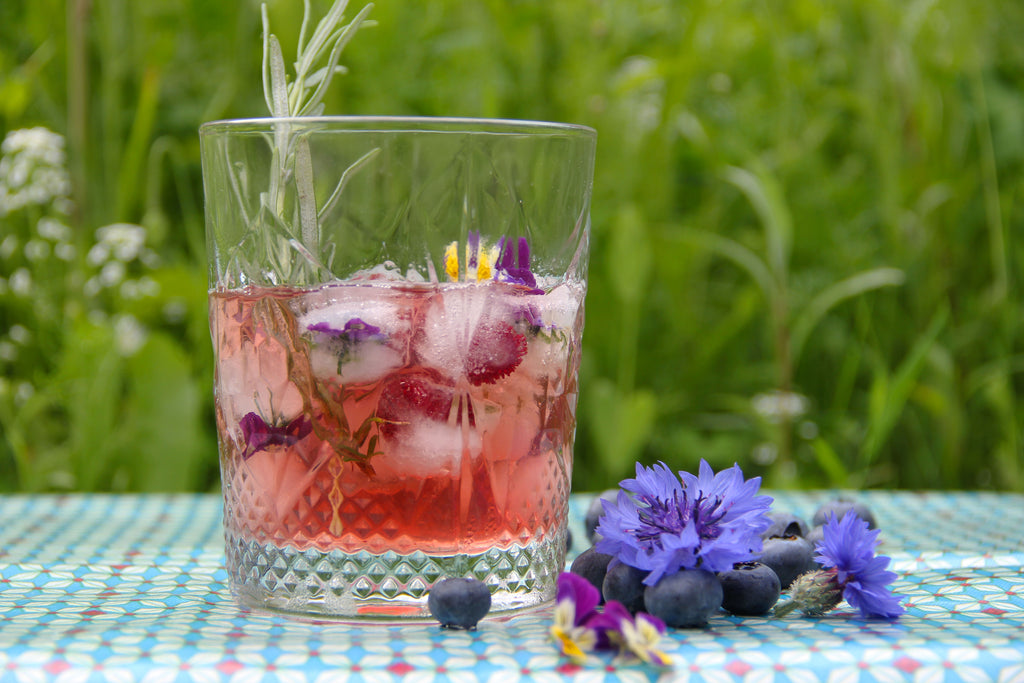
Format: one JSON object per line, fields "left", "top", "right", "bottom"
{"left": 0, "top": 492, "right": 1022, "bottom": 682}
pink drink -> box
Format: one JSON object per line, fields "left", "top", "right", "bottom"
{"left": 211, "top": 278, "right": 583, "bottom": 564}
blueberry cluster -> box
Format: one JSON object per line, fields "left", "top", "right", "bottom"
{"left": 424, "top": 493, "right": 882, "bottom": 631}
{"left": 573, "top": 491, "right": 878, "bottom": 626}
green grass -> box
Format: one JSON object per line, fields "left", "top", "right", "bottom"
{"left": 0, "top": 0, "right": 1021, "bottom": 492}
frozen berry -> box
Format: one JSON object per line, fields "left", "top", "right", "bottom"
{"left": 719, "top": 562, "right": 781, "bottom": 616}
{"left": 602, "top": 562, "right": 648, "bottom": 614}
{"left": 465, "top": 321, "right": 527, "bottom": 386}
{"left": 570, "top": 547, "right": 613, "bottom": 600}
{"left": 584, "top": 490, "right": 619, "bottom": 543}
{"left": 761, "top": 511, "right": 810, "bottom": 539}
{"left": 427, "top": 577, "right": 491, "bottom": 630}
{"left": 760, "top": 536, "right": 814, "bottom": 589}
{"left": 812, "top": 499, "right": 877, "bottom": 529}
{"left": 376, "top": 372, "right": 454, "bottom": 438}
{"left": 643, "top": 569, "right": 723, "bottom": 628}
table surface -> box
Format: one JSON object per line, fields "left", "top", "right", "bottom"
{"left": 0, "top": 491, "right": 1022, "bottom": 683}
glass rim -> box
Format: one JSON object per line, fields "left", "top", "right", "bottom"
{"left": 199, "top": 115, "right": 596, "bottom": 138}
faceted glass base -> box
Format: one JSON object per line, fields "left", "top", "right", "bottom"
{"left": 224, "top": 529, "right": 567, "bottom": 620}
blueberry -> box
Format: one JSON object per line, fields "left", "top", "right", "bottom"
{"left": 643, "top": 569, "right": 723, "bottom": 628}
{"left": 566, "top": 527, "right": 573, "bottom": 553}
{"left": 569, "top": 547, "right": 614, "bottom": 601}
{"left": 805, "top": 525, "right": 825, "bottom": 548}
{"left": 602, "top": 562, "right": 648, "bottom": 614}
{"left": 427, "top": 578, "right": 491, "bottom": 630}
{"left": 719, "top": 562, "right": 781, "bottom": 616}
{"left": 585, "top": 489, "right": 619, "bottom": 543}
{"left": 759, "top": 535, "right": 814, "bottom": 589}
{"left": 812, "top": 499, "right": 877, "bottom": 529}
{"left": 761, "top": 511, "right": 810, "bottom": 539}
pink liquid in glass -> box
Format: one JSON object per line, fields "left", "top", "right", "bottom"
{"left": 211, "top": 278, "right": 583, "bottom": 558}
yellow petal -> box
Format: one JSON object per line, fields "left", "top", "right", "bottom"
{"left": 477, "top": 245, "right": 493, "bottom": 280}
{"left": 443, "top": 242, "right": 459, "bottom": 281}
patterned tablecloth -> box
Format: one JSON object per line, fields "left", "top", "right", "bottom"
{"left": 0, "top": 491, "right": 1022, "bottom": 683}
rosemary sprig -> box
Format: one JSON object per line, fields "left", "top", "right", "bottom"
{"left": 231, "top": 0, "right": 374, "bottom": 286}
{"left": 261, "top": 0, "right": 374, "bottom": 119}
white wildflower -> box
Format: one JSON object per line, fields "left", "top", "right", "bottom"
{"left": 120, "top": 275, "right": 160, "bottom": 300}
{"left": 139, "top": 248, "right": 160, "bottom": 269}
{"left": 95, "top": 223, "right": 146, "bottom": 262}
{"left": 54, "top": 243, "right": 76, "bottom": 261}
{"left": 14, "top": 381, "right": 34, "bottom": 405}
{"left": 120, "top": 280, "right": 139, "bottom": 300}
{"left": 137, "top": 275, "right": 160, "bottom": 297}
{"left": 9, "top": 268, "right": 31, "bottom": 296}
{"left": 113, "top": 314, "right": 147, "bottom": 356}
{"left": 83, "top": 277, "right": 101, "bottom": 297}
{"left": 37, "top": 217, "right": 72, "bottom": 242}
{"left": 0, "top": 235, "right": 17, "bottom": 260}
{"left": 163, "top": 300, "right": 187, "bottom": 323}
{"left": 752, "top": 390, "right": 810, "bottom": 423}
{"left": 752, "top": 442, "right": 777, "bottom": 465}
{"left": 87, "top": 243, "right": 109, "bottom": 266}
{"left": 99, "top": 260, "right": 126, "bottom": 287}
{"left": 24, "top": 239, "right": 50, "bottom": 262}
{"left": 0, "top": 127, "right": 71, "bottom": 216}
{"left": 0, "top": 341, "right": 16, "bottom": 362}
{"left": 8, "top": 324, "right": 30, "bottom": 344}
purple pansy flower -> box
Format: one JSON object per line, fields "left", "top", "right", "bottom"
{"left": 550, "top": 572, "right": 605, "bottom": 663}
{"left": 595, "top": 460, "right": 773, "bottom": 585}
{"left": 815, "top": 511, "right": 904, "bottom": 619}
{"left": 599, "top": 600, "right": 671, "bottom": 666}
{"left": 495, "top": 236, "right": 540, "bottom": 290}
{"left": 550, "top": 572, "right": 670, "bottom": 666}
{"left": 239, "top": 412, "right": 313, "bottom": 459}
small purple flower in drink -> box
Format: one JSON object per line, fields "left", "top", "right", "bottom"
{"left": 467, "top": 231, "right": 481, "bottom": 271}
{"left": 495, "top": 236, "right": 539, "bottom": 290}
{"left": 307, "top": 318, "right": 383, "bottom": 343}
{"left": 595, "top": 460, "right": 773, "bottom": 585}
{"left": 512, "top": 303, "right": 551, "bottom": 335}
{"left": 239, "top": 412, "right": 313, "bottom": 459}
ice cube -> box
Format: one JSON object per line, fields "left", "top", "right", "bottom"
{"left": 297, "top": 284, "right": 413, "bottom": 385}
{"left": 377, "top": 419, "right": 482, "bottom": 479}
{"left": 534, "top": 282, "right": 584, "bottom": 331}
{"left": 413, "top": 284, "right": 527, "bottom": 384}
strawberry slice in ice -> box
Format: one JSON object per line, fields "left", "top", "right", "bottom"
{"left": 465, "top": 321, "right": 528, "bottom": 386}
{"left": 413, "top": 285, "right": 529, "bottom": 386}
{"left": 376, "top": 372, "right": 455, "bottom": 438}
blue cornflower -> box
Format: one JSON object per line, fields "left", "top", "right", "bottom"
{"left": 595, "top": 460, "right": 773, "bottom": 585}
{"left": 815, "top": 511, "right": 904, "bottom": 618}
{"left": 777, "top": 511, "right": 903, "bottom": 619}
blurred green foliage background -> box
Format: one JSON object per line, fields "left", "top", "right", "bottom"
{"left": 0, "top": 0, "right": 1021, "bottom": 493}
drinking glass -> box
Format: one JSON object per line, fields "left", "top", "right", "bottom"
{"left": 199, "top": 116, "right": 596, "bottom": 619}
